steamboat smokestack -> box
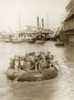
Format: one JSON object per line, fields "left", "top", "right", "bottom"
{"left": 42, "top": 18, "right": 44, "bottom": 27}
{"left": 37, "top": 16, "right": 39, "bottom": 27}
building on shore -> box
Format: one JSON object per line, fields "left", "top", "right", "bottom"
{"left": 60, "top": 0, "right": 74, "bottom": 45}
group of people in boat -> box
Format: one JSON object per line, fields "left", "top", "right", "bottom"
{"left": 9, "top": 51, "right": 58, "bottom": 72}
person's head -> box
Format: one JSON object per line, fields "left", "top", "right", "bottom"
{"left": 13, "top": 58, "right": 15, "bottom": 61}
{"left": 51, "top": 55, "right": 54, "bottom": 60}
{"left": 41, "top": 54, "right": 46, "bottom": 59}
{"left": 32, "top": 52, "right": 36, "bottom": 56}
{"left": 11, "top": 58, "right": 15, "bottom": 61}
{"left": 43, "top": 52, "right": 46, "bottom": 56}
{"left": 39, "top": 51, "right": 44, "bottom": 55}
{"left": 47, "top": 51, "right": 50, "bottom": 55}
{"left": 29, "top": 53, "right": 32, "bottom": 56}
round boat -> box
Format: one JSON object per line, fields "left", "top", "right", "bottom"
{"left": 6, "top": 65, "right": 58, "bottom": 82}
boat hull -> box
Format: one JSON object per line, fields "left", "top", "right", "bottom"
{"left": 12, "top": 40, "right": 23, "bottom": 43}
{"left": 6, "top": 66, "right": 58, "bottom": 82}
{"left": 6, "top": 68, "right": 26, "bottom": 80}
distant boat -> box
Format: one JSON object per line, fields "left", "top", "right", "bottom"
{"left": 24, "top": 36, "right": 36, "bottom": 43}
{"left": 55, "top": 42, "right": 64, "bottom": 46}
{"left": 28, "top": 38, "right": 36, "bottom": 43}
{"left": 4, "top": 38, "right": 12, "bottom": 42}
{"left": 36, "top": 34, "right": 45, "bottom": 43}
{"left": 12, "top": 37, "right": 24, "bottom": 43}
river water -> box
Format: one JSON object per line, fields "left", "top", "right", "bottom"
{"left": 0, "top": 41, "right": 74, "bottom": 100}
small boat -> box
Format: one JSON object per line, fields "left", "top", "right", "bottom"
{"left": 36, "top": 34, "right": 45, "bottom": 43}
{"left": 4, "top": 38, "right": 12, "bottom": 42}
{"left": 6, "top": 65, "right": 58, "bottom": 82}
{"left": 28, "top": 37, "right": 36, "bottom": 43}
{"left": 36, "top": 37, "right": 45, "bottom": 44}
{"left": 24, "top": 36, "right": 36, "bottom": 43}
{"left": 55, "top": 42, "right": 64, "bottom": 46}
{"left": 11, "top": 37, "right": 24, "bottom": 43}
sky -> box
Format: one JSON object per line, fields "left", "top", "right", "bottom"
{"left": 0, "top": 0, "right": 69, "bottom": 33}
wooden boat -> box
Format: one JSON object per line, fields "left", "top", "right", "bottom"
{"left": 55, "top": 42, "right": 64, "bottom": 46}
{"left": 6, "top": 65, "right": 58, "bottom": 82}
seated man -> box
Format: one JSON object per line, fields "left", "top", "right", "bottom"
{"left": 38, "top": 55, "right": 47, "bottom": 72}
{"left": 45, "top": 52, "right": 51, "bottom": 68}
{"left": 29, "top": 53, "right": 36, "bottom": 70}
{"left": 50, "top": 55, "right": 59, "bottom": 70}
{"left": 46, "top": 51, "right": 51, "bottom": 60}
{"left": 9, "top": 59, "right": 15, "bottom": 69}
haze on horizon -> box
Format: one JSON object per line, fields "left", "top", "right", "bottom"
{"left": 0, "top": 0, "right": 69, "bottom": 33}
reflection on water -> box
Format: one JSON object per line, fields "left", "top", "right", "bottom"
{"left": 0, "top": 41, "right": 74, "bottom": 100}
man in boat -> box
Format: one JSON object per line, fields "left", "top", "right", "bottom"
{"left": 19, "top": 56, "right": 26, "bottom": 70}
{"left": 16, "top": 56, "right": 21, "bottom": 70}
{"left": 29, "top": 52, "right": 36, "bottom": 70}
{"left": 37, "top": 52, "right": 45, "bottom": 60}
{"left": 14, "top": 56, "right": 24, "bottom": 70}
{"left": 38, "top": 53, "right": 47, "bottom": 72}
{"left": 50, "top": 55, "right": 60, "bottom": 71}
{"left": 9, "top": 58, "right": 15, "bottom": 69}
{"left": 45, "top": 52, "right": 51, "bottom": 68}
{"left": 24, "top": 53, "right": 29, "bottom": 61}
{"left": 9, "top": 55, "right": 21, "bottom": 70}
{"left": 21, "top": 54, "right": 31, "bottom": 71}
{"left": 46, "top": 52, "right": 51, "bottom": 60}
{"left": 50, "top": 55, "right": 55, "bottom": 64}
{"left": 34, "top": 52, "right": 46, "bottom": 71}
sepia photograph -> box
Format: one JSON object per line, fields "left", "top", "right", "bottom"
{"left": 0, "top": 0, "right": 74, "bottom": 100}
